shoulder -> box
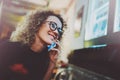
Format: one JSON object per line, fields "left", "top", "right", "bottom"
{"left": 0, "top": 41, "right": 27, "bottom": 64}
{"left": 0, "top": 41, "right": 25, "bottom": 57}
{"left": 0, "top": 41, "right": 24, "bottom": 48}
{"left": 0, "top": 41, "right": 19, "bottom": 50}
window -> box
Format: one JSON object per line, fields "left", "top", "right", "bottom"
{"left": 85, "top": 0, "right": 110, "bottom": 40}
{"left": 114, "top": 0, "right": 120, "bottom": 32}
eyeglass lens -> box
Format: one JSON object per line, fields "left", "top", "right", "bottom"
{"left": 49, "top": 22, "right": 63, "bottom": 35}
{"left": 49, "top": 22, "right": 57, "bottom": 31}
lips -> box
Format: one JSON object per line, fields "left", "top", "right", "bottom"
{"left": 48, "top": 31, "right": 58, "bottom": 41}
{"left": 48, "top": 34, "right": 54, "bottom": 40}
{"left": 49, "top": 33, "right": 57, "bottom": 40}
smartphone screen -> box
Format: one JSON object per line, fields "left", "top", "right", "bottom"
{"left": 47, "top": 42, "right": 56, "bottom": 51}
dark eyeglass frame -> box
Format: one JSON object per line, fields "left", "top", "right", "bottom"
{"left": 44, "top": 21, "right": 63, "bottom": 36}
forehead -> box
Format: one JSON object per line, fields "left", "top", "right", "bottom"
{"left": 46, "top": 16, "right": 62, "bottom": 28}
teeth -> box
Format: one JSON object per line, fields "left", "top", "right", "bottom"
{"left": 49, "top": 35, "right": 54, "bottom": 40}
{"left": 48, "top": 34, "right": 57, "bottom": 40}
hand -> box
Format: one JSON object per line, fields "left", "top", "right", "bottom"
{"left": 49, "top": 40, "right": 61, "bottom": 64}
{"left": 44, "top": 40, "right": 61, "bottom": 80}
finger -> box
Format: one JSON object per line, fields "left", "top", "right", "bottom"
{"left": 54, "top": 40, "right": 61, "bottom": 49}
{"left": 49, "top": 50, "right": 59, "bottom": 63}
{"left": 50, "top": 48, "right": 61, "bottom": 54}
{"left": 56, "top": 40, "right": 61, "bottom": 46}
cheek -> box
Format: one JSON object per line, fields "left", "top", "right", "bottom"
{"left": 38, "top": 26, "right": 48, "bottom": 34}
{"left": 38, "top": 30, "right": 46, "bottom": 38}
{"left": 37, "top": 27, "right": 49, "bottom": 39}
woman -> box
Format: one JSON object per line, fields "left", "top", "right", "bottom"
{"left": 0, "top": 9, "right": 66, "bottom": 80}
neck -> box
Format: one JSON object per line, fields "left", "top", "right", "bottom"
{"left": 30, "top": 36, "right": 46, "bottom": 53}
{"left": 31, "top": 43, "right": 44, "bottom": 53}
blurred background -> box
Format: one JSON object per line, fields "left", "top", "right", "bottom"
{"left": 1, "top": 0, "right": 120, "bottom": 79}
{"left": 0, "top": 0, "right": 120, "bottom": 62}
{"left": 0, "top": 0, "right": 119, "bottom": 62}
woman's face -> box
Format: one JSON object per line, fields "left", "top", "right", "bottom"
{"left": 36, "top": 16, "right": 62, "bottom": 45}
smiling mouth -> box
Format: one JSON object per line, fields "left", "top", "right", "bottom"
{"left": 49, "top": 34, "right": 58, "bottom": 40}
{"left": 49, "top": 34, "right": 55, "bottom": 40}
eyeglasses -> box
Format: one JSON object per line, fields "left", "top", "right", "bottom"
{"left": 44, "top": 21, "right": 63, "bottom": 36}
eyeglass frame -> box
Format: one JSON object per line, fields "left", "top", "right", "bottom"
{"left": 44, "top": 21, "right": 64, "bottom": 36}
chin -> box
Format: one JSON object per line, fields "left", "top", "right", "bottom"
{"left": 46, "top": 38, "right": 55, "bottom": 44}
{"left": 47, "top": 41, "right": 53, "bottom": 45}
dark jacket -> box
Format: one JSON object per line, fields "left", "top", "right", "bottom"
{"left": 0, "top": 41, "right": 49, "bottom": 80}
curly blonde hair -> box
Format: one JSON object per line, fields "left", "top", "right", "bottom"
{"left": 10, "top": 9, "right": 66, "bottom": 46}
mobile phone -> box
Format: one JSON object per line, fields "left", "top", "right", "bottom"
{"left": 47, "top": 42, "right": 56, "bottom": 51}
